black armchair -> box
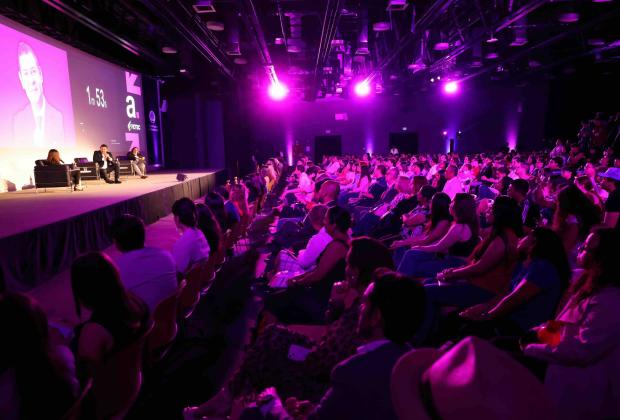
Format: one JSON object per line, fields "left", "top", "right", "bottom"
{"left": 116, "top": 156, "right": 134, "bottom": 178}
{"left": 74, "top": 158, "right": 100, "bottom": 181}
{"left": 33, "top": 161, "right": 74, "bottom": 192}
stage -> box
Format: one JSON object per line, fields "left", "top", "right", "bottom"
{"left": 0, "top": 170, "right": 226, "bottom": 291}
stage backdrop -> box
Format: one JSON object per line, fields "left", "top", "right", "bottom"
{"left": 0, "top": 16, "right": 146, "bottom": 191}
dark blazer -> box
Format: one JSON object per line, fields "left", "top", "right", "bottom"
{"left": 126, "top": 151, "right": 145, "bottom": 161}
{"left": 309, "top": 341, "right": 411, "bottom": 420}
{"left": 93, "top": 150, "right": 115, "bottom": 168}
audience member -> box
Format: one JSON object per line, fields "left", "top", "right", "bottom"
{"left": 524, "top": 228, "right": 620, "bottom": 419}
{"left": 0, "top": 293, "right": 79, "bottom": 419}
{"left": 71, "top": 252, "right": 149, "bottom": 378}
{"left": 110, "top": 214, "right": 178, "bottom": 312}
{"left": 171, "top": 198, "right": 211, "bottom": 276}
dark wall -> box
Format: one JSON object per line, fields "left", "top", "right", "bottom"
{"left": 227, "top": 81, "right": 549, "bottom": 166}
{"left": 545, "top": 72, "right": 620, "bottom": 140}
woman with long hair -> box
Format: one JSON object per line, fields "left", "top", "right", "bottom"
{"left": 196, "top": 203, "right": 223, "bottom": 254}
{"left": 205, "top": 192, "right": 232, "bottom": 232}
{"left": 265, "top": 206, "right": 352, "bottom": 325}
{"left": 230, "top": 183, "right": 250, "bottom": 218}
{"left": 419, "top": 196, "right": 523, "bottom": 344}
{"left": 575, "top": 175, "right": 605, "bottom": 210}
{"left": 391, "top": 190, "right": 451, "bottom": 264}
{"left": 0, "top": 293, "right": 79, "bottom": 419}
{"left": 397, "top": 193, "right": 480, "bottom": 278}
{"left": 552, "top": 184, "right": 601, "bottom": 258}
{"left": 184, "top": 237, "right": 395, "bottom": 418}
{"left": 71, "top": 252, "right": 149, "bottom": 377}
{"left": 460, "top": 227, "right": 571, "bottom": 334}
{"left": 45, "top": 148, "right": 83, "bottom": 191}
{"left": 524, "top": 228, "right": 620, "bottom": 419}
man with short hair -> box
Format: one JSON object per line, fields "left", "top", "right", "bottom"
{"left": 12, "top": 42, "right": 65, "bottom": 147}
{"left": 508, "top": 178, "right": 540, "bottom": 231}
{"left": 302, "top": 273, "right": 426, "bottom": 420}
{"left": 93, "top": 144, "right": 121, "bottom": 184}
{"left": 442, "top": 164, "right": 464, "bottom": 200}
{"left": 110, "top": 214, "right": 178, "bottom": 312}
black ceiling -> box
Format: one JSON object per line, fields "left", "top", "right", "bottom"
{"left": 2, "top": 0, "right": 619, "bottom": 99}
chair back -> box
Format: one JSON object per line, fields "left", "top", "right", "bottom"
{"left": 91, "top": 324, "right": 152, "bottom": 420}
{"left": 60, "top": 379, "right": 93, "bottom": 420}
{"left": 146, "top": 292, "right": 179, "bottom": 365}
{"left": 33, "top": 164, "right": 72, "bottom": 189}
{"left": 35, "top": 159, "right": 48, "bottom": 166}
{"left": 177, "top": 262, "right": 208, "bottom": 318}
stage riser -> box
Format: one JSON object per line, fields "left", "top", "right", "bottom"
{"left": 1, "top": 171, "right": 225, "bottom": 292}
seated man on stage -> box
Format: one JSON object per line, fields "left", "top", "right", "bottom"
{"left": 127, "top": 146, "right": 148, "bottom": 179}
{"left": 93, "top": 144, "right": 121, "bottom": 184}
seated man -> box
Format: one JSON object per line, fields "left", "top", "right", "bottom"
{"left": 252, "top": 271, "right": 426, "bottom": 420}
{"left": 269, "top": 205, "right": 330, "bottom": 286}
{"left": 127, "top": 146, "right": 148, "bottom": 179}
{"left": 93, "top": 143, "right": 120, "bottom": 184}
{"left": 110, "top": 214, "right": 178, "bottom": 312}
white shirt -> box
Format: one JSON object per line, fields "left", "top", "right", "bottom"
{"left": 115, "top": 247, "right": 178, "bottom": 312}
{"left": 326, "top": 161, "right": 340, "bottom": 174}
{"left": 298, "top": 172, "right": 313, "bottom": 193}
{"left": 172, "top": 227, "right": 211, "bottom": 275}
{"left": 296, "top": 227, "right": 333, "bottom": 269}
{"left": 442, "top": 176, "right": 465, "bottom": 200}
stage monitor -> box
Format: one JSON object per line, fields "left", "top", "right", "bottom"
{"left": 0, "top": 16, "right": 147, "bottom": 190}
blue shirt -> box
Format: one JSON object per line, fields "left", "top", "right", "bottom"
{"left": 509, "top": 259, "right": 563, "bottom": 331}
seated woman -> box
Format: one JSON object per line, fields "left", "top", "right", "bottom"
{"left": 0, "top": 293, "right": 79, "bottom": 420}
{"left": 127, "top": 146, "right": 147, "bottom": 179}
{"left": 264, "top": 206, "right": 351, "bottom": 325}
{"left": 270, "top": 205, "right": 330, "bottom": 286}
{"left": 46, "top": 148, "right": 83, "bottom": 191}
{"left": 421, "top": 196, "right": 523, "bottom": 344}
{"left": 196, "top": 204, "right": 223, "bottom": 255}
{"left": 523, "top": 228, "right": 620, "bottom": 419}
{"left": 391, "top": 190, "right": 450, "bottom": 266}
{"left": 459, "top": 227, "right": 571, "bottom": 335}
{"left": 551, "top": 184, "right": 600, "bottom": 261}
{"left": 353, "top": 175, "right": 412, "bottom": 236}
{"left": 183, "top": 237, "right": 395, "bottom": 418}
{"left": 70, "top": 252, "right": 149, "bottom": 380}
{"left": 171, "top": 198, "right": 211, "bottom": 277}
{"left": 397, "top": 193, "right": 480, "bottom": 278}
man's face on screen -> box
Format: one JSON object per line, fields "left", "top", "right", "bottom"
{"left": 18, "top": 52, "right": 43, "bottom": 105}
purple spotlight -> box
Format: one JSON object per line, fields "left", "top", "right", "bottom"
{"left": 354, "top": 81, "right": 371, "bottom": 97}
{"left": 268, "top": 82, "right": 288, "bottom": 100}
{"left": 443, "top": 81, "right": 459, "bottom": 94}
{"left": 442, "top": 130, "right": 448, "bottom": 136}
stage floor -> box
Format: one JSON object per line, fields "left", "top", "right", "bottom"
{"left": 1, "top": 170, "right": 224, "bottom": 292}
{"left": 0, "top": 171, "right": 217, "bottom": 239}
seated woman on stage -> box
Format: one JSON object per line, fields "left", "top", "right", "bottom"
{"left": 46, "top": 149, "right": 83, "bottom": 191}
{"left": 127, "top": 147, "right": 148, "bottom": 179}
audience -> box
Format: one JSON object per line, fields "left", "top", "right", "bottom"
{"left": 70, "top": 252, "right": 149, "bottom": 378}
{"left": 265, "top": 206, "right": 351, "bottom": 325}
{"left": 171, "top": 198, "right": 211, "bottom": 276}
{"left": 397, "top": 192, "right": 479, "bottom": 278}
{"left": 110, "top": 214, "right": 178, "bottom": 312}
{"left": 184, "top": 237, "right": 395, "bottom": 418}
{"left": 0, "top": 293, "right": 79, "bottom": 419}
{"left": 524, "top": 228, "right": 620, "bottom": 419}
{"left": 6, "top": 111, "right": 620, "bottom": 419}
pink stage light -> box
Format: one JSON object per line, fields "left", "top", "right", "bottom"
{"left": 443, "top": 81, "right": 459, "bottom": 94}
{"left": 354, "top": 81, "right": 371, "bottom": 97}
{"left": 268, "top": 82, "right": 288, "bottom": 100}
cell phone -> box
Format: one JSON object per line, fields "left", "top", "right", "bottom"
{"left": 288, "top": 344, "right": 311, "bottom": 362}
